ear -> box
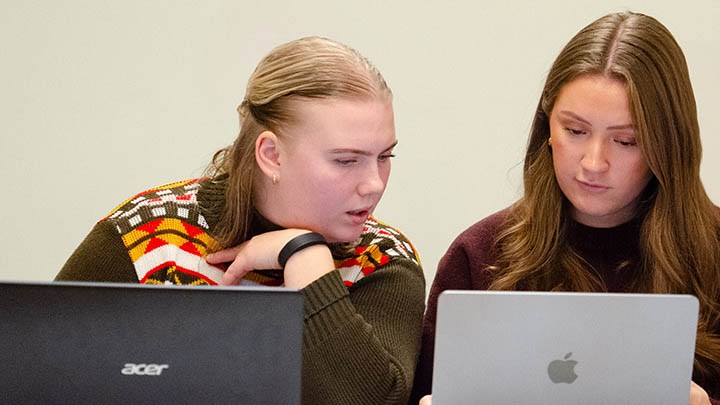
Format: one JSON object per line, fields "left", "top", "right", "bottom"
{"left": 255, "top": 130, "right": 282, "bottom": 179}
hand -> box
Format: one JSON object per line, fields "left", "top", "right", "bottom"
{"left": 206, "top": 229, "right": 334, "bottom": 288}
{"left": 690, "top": 381, "right": 710, "bottom": 405}
{"left": 419, "top": 395, "right": 432, "bottom": 405}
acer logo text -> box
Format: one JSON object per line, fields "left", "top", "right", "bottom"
{"left": 121, "top": 363, "right": 169, "bottom": 376}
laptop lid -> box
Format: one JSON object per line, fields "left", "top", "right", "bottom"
{"left": 0, "top": 281, "right": 304, "bottom": 405}
{"left": 432, "top": 290, "right": 698, "bottom": 405}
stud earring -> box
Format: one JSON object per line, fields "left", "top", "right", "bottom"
{"left": 547, "top": 137, "right": 552, "bottom": 146}
{"left": 272, "top": 173, "right": 278, "bottom": 185}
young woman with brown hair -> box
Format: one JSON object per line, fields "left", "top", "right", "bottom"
{"left": 413, "top": 11, "right": 720, "bottom": 405}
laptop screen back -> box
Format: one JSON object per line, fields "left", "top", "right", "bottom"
{"left": 432, "top": 290, "right": 698, "bottom": 405}
{"left": 0, "top": 281, "right": 304, "bottom": 404}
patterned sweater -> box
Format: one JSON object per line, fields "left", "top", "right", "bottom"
{"left": 56, "top": 179, "right": 426, "bottom": 405}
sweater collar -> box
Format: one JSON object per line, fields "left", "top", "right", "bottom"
{"left": 567, "top": 215, "right": 642, "bottom": 254}
{"left": 196, "top": 176, "right": 282, "bottom": 237}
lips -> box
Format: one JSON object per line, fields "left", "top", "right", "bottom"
{"left": 348, "top": 209, "right": 369, "bottom": 217}
{"left": 577, "top": 179, "right": 608, "bottom": 191}
{"left": 347, "top": 208, "right": 371, "bottom": 224}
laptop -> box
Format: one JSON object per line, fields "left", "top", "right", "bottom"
{"left": 0, "top": 281, "right": 304, "bottom": 405}
{"left": 432, "top": 290, "right": 699, "bottom": 405}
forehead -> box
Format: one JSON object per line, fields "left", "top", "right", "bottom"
{"left": 283, "top": 97, "right": 396, "bottom": 147}
{"left": 552, "top": 75, "right": 631, "bottom": 119}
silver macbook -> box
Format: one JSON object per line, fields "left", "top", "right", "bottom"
{"left": 0, "top": 281, "right": 304, "bottom": 404}
{"left": 432, "top": 290, "right": 698, "bottom": 405}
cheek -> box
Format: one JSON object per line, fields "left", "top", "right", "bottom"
{"left": 550, "top": 133, "right": 585, "bottom": 169}
{"left": 549, "top": 126, "right": 569, "bottom": 172}
{"left": 285, "top": 160, "right": 335, "bottom": 199}
{"left": 380, "top": 163, "right": 392, "bottom": 185}
{"left": 550, "top": 145, "right": 572, "bottom": 177}
{"left": 626, "top": 159, "right": 653, "bottom": 189}
{"left": 304, "top": 172, "right": 338, "bottom": 197}
{"left": 303, "top": 167, "right": 352, "bottom": 199}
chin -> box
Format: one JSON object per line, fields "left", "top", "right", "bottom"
{"left": 326, "top": 229, "right": 363, "bottom": 244}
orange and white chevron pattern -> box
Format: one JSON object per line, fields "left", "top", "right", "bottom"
{"left": 105, "top": 179, "right": 420, "bottom": 287}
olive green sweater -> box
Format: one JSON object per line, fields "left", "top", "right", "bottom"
{"left": 57, "top": 179, "right": 426, "bottom": 404}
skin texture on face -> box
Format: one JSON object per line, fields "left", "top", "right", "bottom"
{"left": 549, "top": 75, "right": 654, "bottom": 228}
{"left": 256, "top": 97, "right": 396, "bottom": 242}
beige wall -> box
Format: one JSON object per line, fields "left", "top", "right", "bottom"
{"left": 1, "top": 1, "right": 718, "bottom": 291}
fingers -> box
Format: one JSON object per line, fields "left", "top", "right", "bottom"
{"left": 209, "top": 229, "right": 308, "bottom": 286}
{"left": 220, "top": 255, "right": 251, "bottom": 285}
{"left": 207, "top": 229, "right": 334, "bottom": 286}
{"left": 206, "top": 243, "right": 252, "bottom": 286}
{"left": 205, "top": 245, "right": 243, "bottom": 264}
{"left": 689, "top": 381, "right": 710, "bottom": 405}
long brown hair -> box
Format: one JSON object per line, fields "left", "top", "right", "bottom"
{"left": 201, "top": 36, "right": 391, "bottom": 248}
{"left": 490, "top": 11, "right": 720, "bottom": 383}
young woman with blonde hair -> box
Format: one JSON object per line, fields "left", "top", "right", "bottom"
{"left": 57, "top": 36, "right": 425, "bottom": 404}
{"left": 412, "top": 11, "right": 720, "bottom": 404}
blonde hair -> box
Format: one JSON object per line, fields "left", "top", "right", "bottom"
{"left": 489, "top": 11, "right": 720, "bottom": 383}
{"left": 201, "top": 36, "right": 391, "bottom": 248}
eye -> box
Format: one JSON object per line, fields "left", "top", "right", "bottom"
{"left": 564, "top": 127, "right": 585, "bottom": 136}
{"left": 335, "top": 158, "right": 357, "bottom": 166}
{"left": 378, "top": 153, "right": 396, "bottom": 162}
{"left": 615, "top": 138, "right": 637, "bottom": 147}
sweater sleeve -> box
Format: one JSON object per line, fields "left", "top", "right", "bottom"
{"left": 55, "top": 220, "right": 138, "bottom": 283}
{"left": 301, "top": 257, "right": 425, "bottom": 405}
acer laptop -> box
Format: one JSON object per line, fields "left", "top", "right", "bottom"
{"left": 0, "top": 281, "right": 304, "bottom": 404}
{"left": 432, "top": 290, "right": 699, "bottom": 405}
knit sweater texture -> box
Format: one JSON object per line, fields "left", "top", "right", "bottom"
{"left": 410, "top": 208, "right": 720, "bottom": 404}
{"left": 56, "top": 179, "right": 426, "bottom": 405}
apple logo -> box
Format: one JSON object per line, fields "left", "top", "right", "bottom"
{"left": 547, "top": 352, "right": 578, "bottom": 384}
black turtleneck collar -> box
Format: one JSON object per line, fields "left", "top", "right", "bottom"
{"left": 566, "top": 215, "right": 643, "bottom": 291}
{"left": 567, "top": 215, "right": 643, "bottom": 255}
{"left": 196, "top": 176, "right": 282, "bottom": 239}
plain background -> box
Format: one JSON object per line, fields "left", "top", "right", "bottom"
{"left": 2, "top": 1, "right": 719, "bottom": 293}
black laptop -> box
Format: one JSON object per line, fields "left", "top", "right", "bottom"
{"left": 0, "top": 281, "right": 304, "bottom": 404}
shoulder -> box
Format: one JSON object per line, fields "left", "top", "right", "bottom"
{"left": 430, "top": 208, "right": 511, "bottom": 298}
{"left": 101, "top": 178, "right": 207, "bottom": 228}
{"left": 334, "top": 216, "right": 421, "bottom": 287}
{"left": 97, "top": 178, "right": 222, "bottom": 284}
{"left": 451, "top": 207, "right": 510, "bottom": 252}
{"left": 439, "top": 207, "right": 510, "bottom": 276}
{"left": 357, "top": 216, "right": 420, "bottom": 265}
{"left": 99, "top": 178, "right": 217, "bottom": 253}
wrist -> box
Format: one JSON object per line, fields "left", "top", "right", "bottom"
{"left": 278, "top": 232, "right": 328, "bottom": 268}
{"left": 283, "top": 244, "right": 335, "bottom": 289}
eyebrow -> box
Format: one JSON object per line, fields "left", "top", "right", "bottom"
{"left": 557, "top": 111, "right": 634, "bottom": 131}
{"left": 329, "top": 140, "right": 398, "bottom": 155}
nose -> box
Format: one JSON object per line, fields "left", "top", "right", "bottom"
{"left": 357, "top": 162, "right": 387, "bottom": 197}
{"left": 581, "top": 137, "right": 610, "bottom": 173}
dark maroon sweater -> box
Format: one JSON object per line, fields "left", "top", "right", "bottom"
{"left": 410, "top": 209, "right": 719, "bottom": 404}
